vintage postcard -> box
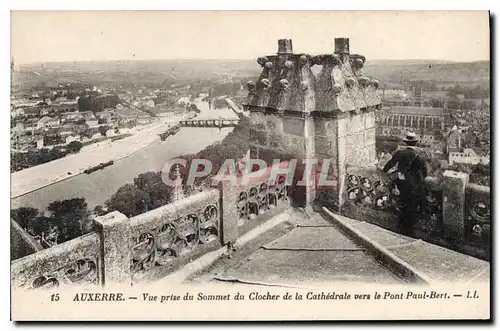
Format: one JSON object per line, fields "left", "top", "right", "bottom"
{"left": 10, "top": 10, "right": 491, "bottom": 321}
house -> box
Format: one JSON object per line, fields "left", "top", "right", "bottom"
{"left": 61, "top": 122, "right": 88, "bottom": 135}
{"left": 61, "top": 111, "right": 83, "bottom": 123}
{"left": 448, "top": 148, "right": 490, "bottom": 166}
{"left": 23, "top": 119, "right": 37, "bottom": 133}
{"left": 152, "top": 105, "right": 186, "bottom": 118}
{"left": 11, "top": 99, "right": 39, "bottom": 108}
{"left": 80, "top": 111, "right": 95, "bottom": 119}
{"left": 137, "top": 115, "right": 153, "bottom": 125}
{"left": 95, "top": 111, "right": 114, "bottom": 123}
{"left": 85, "top": 118, "right": 99, "bottom": 128}
{"left": 23, "top": 107, "right": 41, "bottom": 118}
{"left": 11, "top": 108, "right": 24, "bottom": 118}
{"left": 11, "top": 123, "right": 25, "bottom": 136}
{"left": 65, "top": 135, "right": 81, "bottom": 145}
{"left": 36, "top": 138, "right": 44, "bottom": 149}
{"left": 59, "top": 130, "right": 74, "bottom": 138}
{"left": 421, "top": 91, "right": 448, "bottom": 100}
{"left": 376, "top": 89, "right": 408, "bottom": 101}
{"left": 56, "top": 97, "right": 78, "bottom": 106}
{"left": 36, "top": 116, "right": 61, "bottom": 129}
{"left": 115, "top": 108, "right": 152, "bottom": 124}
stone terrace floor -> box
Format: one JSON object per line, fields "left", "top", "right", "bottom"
{"left": 187, "top": 211, "right": 403, "bottom": 286}
{"left": 187, "top": 209, "right": 490, "bottom": 286}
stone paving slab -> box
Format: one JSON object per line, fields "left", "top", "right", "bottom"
{"left": 265, "top": 226, "right": 361, "bottom": 250}
{"left": 328, "top": 211, "right": 490, "bottom": 284}
{"left": 389, "top": 241, "right": 490, "bottom": 283}
{"left": 220, "top": 211, "right": 402, "bottom": 285}
{"left": 296, "top": 211, "right": 332, "bottom": 226}
{"left": 351, "top": 221, "right": 414, "bottom": 247}
{"left": 222, "top": 250, "right": 402, "bottom": 285}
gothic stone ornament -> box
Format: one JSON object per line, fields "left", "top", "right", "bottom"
{"left": 246, "top": 38, "right": 382, "bottom": 114}
{"left": 130, "top": 204, "right": 220, "bottom": 276}
{"left": 237, "top": 175, "right": 289, "bottom": 226}
{"left": 29, "top": 258, "right": 99, "bottom": 290}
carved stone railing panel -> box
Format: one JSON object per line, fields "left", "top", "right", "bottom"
{"left": 416, "top": 180, "right": 443, "bottom": 237}
{"left": 11, "top": 232, "right": 101, "bottom": 290}
{"left": 345, "top": 171, "right": 400, "bottom": 211}
{"left": 128, "top": 189, "right": 220, "bottom": 280}
{"left": 465, "top": 183, "right": 490, "bottom": 245}
{"left": 237, "top": 175, "right": 290, "bottom": 226}
{"left": 344, "top": 166, "right": 442, "bottom": 235}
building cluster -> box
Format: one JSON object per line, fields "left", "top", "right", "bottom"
{"left": 376, "top": 104, "right": 490, "bottom": 169}
{"left": 10, "top": 84, "right": 189, "bottom": 153}
{"left": 376, "top": 106, "right": 450, "bottom": 149}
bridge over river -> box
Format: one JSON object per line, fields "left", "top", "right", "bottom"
{"left": 179, "top": 117, "right": 239, "bottom": 128}
{"left": 11, "top": 96, "right": 240, "bottom": 211}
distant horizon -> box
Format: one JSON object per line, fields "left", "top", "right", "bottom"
{"left": 11, "top": 11, "right": 489, "bottom": 65}
{"left": 16, "top": 57, "right": 490, "bottom": 68}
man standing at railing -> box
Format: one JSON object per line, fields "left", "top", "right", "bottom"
{"left": 380, "top": 132, "right": 428, "bottom": 237}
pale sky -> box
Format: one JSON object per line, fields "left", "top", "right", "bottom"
{"left": 11, "top": 11, "right": 490, "bottom": 64}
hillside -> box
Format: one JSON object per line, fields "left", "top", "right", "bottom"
{"left": 15, "top": 59, "right": 490, "bottom": 93}
{"left": 362, "top": 60, "right": 490, "bottom": 85}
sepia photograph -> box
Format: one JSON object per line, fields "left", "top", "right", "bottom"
{"left": 9, "top": 10, "right": 491, "bottom": 321}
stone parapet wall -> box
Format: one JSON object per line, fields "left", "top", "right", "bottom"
{"left": 464, "top": 183, "right": 490, "bottom": 245}
{"left": 11, "top": 232, "right": 101, "bottom": 290}
{"left": 339, "top": 166, "right": 490, "bottom": 253}
{"left": 231, "top": 173, "right": 291, "bottom": 238}
{"left": 341, "top": 165, "right": 443, "bottom": 236}
{"left": 127, "top": 189, "right": 221, "bottom": 283}
{"left": 10, "top": 219, "right": 43, "bottom": 261}
{"left": 11, "top": 183, "right": 292, "bottom": 289}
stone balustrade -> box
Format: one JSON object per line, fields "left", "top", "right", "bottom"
{"left": 345, "top": 166, "right": 399, "bottom": 211}
{"left": 235, "top": 173, "right": 291, "bottom": 236}
{"left": 341, "top": 166, "right": 490, "bottom": 251}
{"left": 342, "top": 164, "right": 443, "bottom": 235}
{"left": 128, "top": 189, "right": 221, "bottom": 283}
{"left": 11, "top": 232, "right": 101, "bottom": 290}
{"left": 11, "top": 182, "right": 293, "bottom": 289}
{"left": 465, "top": 183, "right": 490, "bottom": 245}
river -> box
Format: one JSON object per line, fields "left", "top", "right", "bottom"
{"left": 11, "top": 97, "right": 238, "bottom": 211}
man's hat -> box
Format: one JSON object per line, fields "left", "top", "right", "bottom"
{"left": 402, "top": 132, "right": 419, "bottom": 143}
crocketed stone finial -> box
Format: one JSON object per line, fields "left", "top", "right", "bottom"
{"left": 244, "top": 38, "right": 382, "bottom": 113}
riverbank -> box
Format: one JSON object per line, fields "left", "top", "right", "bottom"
{"left": 11, "top": 116, "right": 184, "bottom": 199}
{"left": 11, "top": 96, "right": 236, "bottom": 211}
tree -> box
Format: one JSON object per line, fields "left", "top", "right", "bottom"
{"left": 78, "top": 96, "right": 91, "bottom": 111}
{"left": 66, "top": 91, "right": 77, "bottom": 100}
{"left": 98, "top": 126, "right": 109, "bottom": 137}
{"left": 67, "top": 141, "right": 83, "bottom": 153}
{"left": 133, "top": 172, "right": 172, "bottom": 209}
{"left": 93, "top": 205, "right": 107, "bottom": 216}
{"left": 104, "top": 117, "right": 254, "bottom": 217}
{"left": 47, "top": 198, "right": 91, "bottom": 242}
{"left": 11, "top": 207, "right": 39, "bottom": 230}
{"left": 105, "top": 184, "right": 150, "bottom": 217}
{"left": 29, "top": 216, "right": 57, "bottom": 238}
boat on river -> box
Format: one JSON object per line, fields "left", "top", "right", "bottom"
{"left": 159, "top": 124, "right": 181, "bottom": 141}
{"left": 84, "top": 160, "right": 114, "bottom": 174}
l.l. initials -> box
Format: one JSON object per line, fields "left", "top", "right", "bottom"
{"left": 466, "top": 291, "right": 479, "bottom": 299}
